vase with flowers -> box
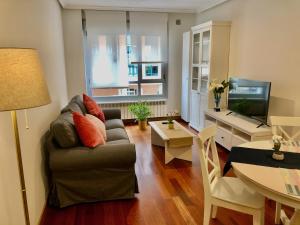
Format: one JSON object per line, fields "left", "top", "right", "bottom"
{"left": 209, "top": 79, "right": 229, "bottom": 112}
{"left": 272, "top": 135, "right": 284, "bottom": 161}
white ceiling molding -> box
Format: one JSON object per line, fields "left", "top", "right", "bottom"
{"left": 58, "top": 0, "right": 229, "bottom": 13}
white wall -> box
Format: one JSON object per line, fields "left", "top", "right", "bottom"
{"left": 196, "top": 0, "right": 300, "bottom": 116}
{"left": 0, "top": 0, "right": 68, "bottom": 224}
{"left": 62, "top": 9, "right": 87, "bottom": 99}
{"left": 167, "top": 13, "right": 195, "bottom": 112}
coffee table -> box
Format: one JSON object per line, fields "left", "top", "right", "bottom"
{"left": 149, "top": 121, "right": 195, "bottom": 164}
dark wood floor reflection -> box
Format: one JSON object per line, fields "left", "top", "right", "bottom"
{"left": 40, "top": 122, "right": 293, "bottom": 225}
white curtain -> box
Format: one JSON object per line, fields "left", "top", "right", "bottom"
{"left": 85, "top": 10, "right": 129, "bottom": 88}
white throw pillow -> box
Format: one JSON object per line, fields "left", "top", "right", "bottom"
{"left": 85, "top": 114, "right": 107, "bottom": 141}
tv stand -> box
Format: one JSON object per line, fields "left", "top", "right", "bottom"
{"left": 204, "top": 110, "right": 272, "bottom": 151}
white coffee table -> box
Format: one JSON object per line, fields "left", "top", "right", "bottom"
{"left": 149, "top": 121, "right": 195, "bottom": 164}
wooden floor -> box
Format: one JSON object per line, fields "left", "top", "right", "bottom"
{"left": 40, "top": 123, "right": 292, "bottom": 225}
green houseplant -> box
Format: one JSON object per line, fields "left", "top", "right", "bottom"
{"left": 128, "top": 102, "right": 151, "bottom": 130}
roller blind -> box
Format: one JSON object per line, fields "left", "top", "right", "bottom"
{"left": 85, "top": 11, "right": 128, "bottom": 88}
{"left": 128, "top": 12, "right": 168, "bottom": 63}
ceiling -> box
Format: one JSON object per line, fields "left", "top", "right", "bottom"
{"left": 58, "top": 0, "right": 228, "bottom": 13}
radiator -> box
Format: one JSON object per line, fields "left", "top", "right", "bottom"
{"left": 100, "top": 101, "right": 167, "bottom": 119}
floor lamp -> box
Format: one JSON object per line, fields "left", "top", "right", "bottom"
{"left": 0, "top": 48, "right": 51, "bottom": 225}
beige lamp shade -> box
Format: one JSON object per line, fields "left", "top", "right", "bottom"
{"left": 0, "top": 48, "right": 51, "bottom": 111}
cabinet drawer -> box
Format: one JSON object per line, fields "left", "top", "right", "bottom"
{"left": 216, "top": 127, "right": 232, "bottom": 150}
{"left": 205, "top": 119, "right": 215, "bottom": 127}
{"left": 232, "top": 135, "right": 248, "bottom": 147}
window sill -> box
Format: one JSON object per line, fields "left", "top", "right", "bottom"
{"left": 96, "top": 98, "right": 167, "bottom": 104}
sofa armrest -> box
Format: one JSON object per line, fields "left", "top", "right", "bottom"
{"left": 49, "top": 143, "right": 136, "bottom": 172}
{"left": 103, "top": 108, "right": 121, "bottom": 120}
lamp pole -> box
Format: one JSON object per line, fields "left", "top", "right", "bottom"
{"left": 11, "top": 110, "right": 30, "bottom": 225}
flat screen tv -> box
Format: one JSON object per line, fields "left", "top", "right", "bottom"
{"left": 228, "top": 77, "right": 271, "bottom": 124}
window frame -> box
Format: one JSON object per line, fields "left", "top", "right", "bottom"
{"left": 86, "top": 62, "right": 168, "bottom": 103}
{"left": 82, "top": 10, "right": 168, "bottom": 103}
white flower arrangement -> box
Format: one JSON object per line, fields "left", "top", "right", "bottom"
{"left": 272, "top": 135, "right": 283, "bottom": 144}
{"left": 209, "top": 79, "right": 229, "bottom": 94}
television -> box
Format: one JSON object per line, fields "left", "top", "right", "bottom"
{"left": 228, "top": 77, "right": 271, "bottom": 124}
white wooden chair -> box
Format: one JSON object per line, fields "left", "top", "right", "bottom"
{"left": 198, "top": 125, "right": 265, "bottom": 225}
{"left": 270, "top": 116, "right": 300, "bottom": 224}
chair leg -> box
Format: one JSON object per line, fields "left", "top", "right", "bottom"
{"left": 212, "top": 206, "right": 218, "bottom": 219}
{"left": 203, "top": 202, "right": 212, "bottom": 225}
{"left": 275, "top": 202, "right": 281, "bottom": 224}
{"left": 253, "top": 210, "right": 264, "bottom": 225}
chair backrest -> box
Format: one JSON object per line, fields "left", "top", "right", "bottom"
{"left": 198, "top": 125, "right": 221, "bottom": 196}
{"left": 270, "top": 116, "right": 300, "bottom": 141}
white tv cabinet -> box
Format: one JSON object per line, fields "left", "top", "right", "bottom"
{"left": 204, "top": 110, "right": 272, "bottom": 150}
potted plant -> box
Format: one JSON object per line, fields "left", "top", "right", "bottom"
{"left": 209, "top": 79, "right": 229, "bottom": 111}
{"left": 272, "top": 135, "right": 284, "bottom": 161}
{"left": 166, "top": 111, "right": 178, "bottom": 129}
{"left": 128, "top": 102, "right": 151, "bottom": 130}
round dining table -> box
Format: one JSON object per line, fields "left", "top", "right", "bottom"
{"left": 232, "top": 140, "right": 300, "bottom": 225}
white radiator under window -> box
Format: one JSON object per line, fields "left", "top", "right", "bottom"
{"left": 100, "top": 101, "right": 167, "bottom": 119}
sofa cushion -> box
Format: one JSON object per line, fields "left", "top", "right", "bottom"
{"left": 106, "top": 128, "right": 128, "bottom": 142}
{"left": 105, "top": 119, "right": 125, "bottom": 130}
{"left": 71, "top": 95, "right": 88, "bottom": 114}
{"left": 61, "top": 101, "right": 83, "bottom": 114}
{"left": 106, "top": 139, "right": 130, "bottom": 145}
{"left": 50, "top": 112, "right": 80, "bottom": 148}
{"left": 73, "top": 112, "right": 105, "bottom": 148}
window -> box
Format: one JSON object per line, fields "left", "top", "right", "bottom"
{"left": 84, "top": 11, "right": 168, "bottom": 102}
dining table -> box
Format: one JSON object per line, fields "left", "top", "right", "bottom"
{"left": 230, "top": 140, "right": 300, "bottom": 225}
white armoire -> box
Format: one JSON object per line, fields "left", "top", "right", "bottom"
{"left": 188, "top": 21, "right": 231, "bottom": 131}
{"left": 181, "top": 31, "right": 191, "bottom": 122}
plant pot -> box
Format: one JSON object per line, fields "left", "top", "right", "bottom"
{"left": 272, "top": 151, "right": 284, "bottom": 161}
{"left": 138, "top": 120, "right": 147, "bottom": 130}
{"left": 168, "top": 123, "right": 174, "bottom": 129}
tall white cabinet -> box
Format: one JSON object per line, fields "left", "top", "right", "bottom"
{"left": 189, "top": 21, "right": 231, "bottom": 131}
{"left": 181, "top": 31, "right": 191, "bottom": 122}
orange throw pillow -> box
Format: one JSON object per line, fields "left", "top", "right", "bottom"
{"left": 72, "top": 112, "right": 105, "bottom": 148}
{"left": 85, "top": 114, "right": 107, "bottom": 141}
{"left": 83, "top": 93, "right": 105, "bottom": 122}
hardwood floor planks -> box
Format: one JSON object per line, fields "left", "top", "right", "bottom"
{"left": 40, "top": 122, "right": 293, "bottom": 225}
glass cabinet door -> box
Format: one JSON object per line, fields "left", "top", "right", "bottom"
{"left": 201, "top": 30, "right": 210, "bottom": 64}
{"left": 193, "top": 33, "right": 200, "bottom": 64}
{"left": 191, "top": 67, "right": 199, "bottom": 91}
{"left": 200, "top": 66, "right": 209, "bottom": 92}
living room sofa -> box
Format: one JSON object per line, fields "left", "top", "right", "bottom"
{"left": 45, "top": 95, "right": 138, "bottom": 208}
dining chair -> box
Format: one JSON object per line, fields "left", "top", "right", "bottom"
{"left": 270, "top": 116, "right": 300, "bottom": 224}
{"left": 198, "top": 125, "right": 265, "bottom": 225}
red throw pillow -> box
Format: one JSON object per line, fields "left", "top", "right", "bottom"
{"left": 83, "top": 93, "right": 105, "bottom": 122}
{"left": 72, "top": 112, "right": 105, "bottom": 148}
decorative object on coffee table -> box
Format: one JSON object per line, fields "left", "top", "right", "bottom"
{"left": 128, "top": 102, "right": 151, "bottom": 130}
{"left": 272, "top": 135, "right": 284, "bottom": 161}
{"left": 0, "top": 48, "right": 51, "bottom": 225}
{"left": 166, "top": 110, "right": 178, "bottom": 129}
{"left": 209, "top": 79, "right": 229, "bottom": 112}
